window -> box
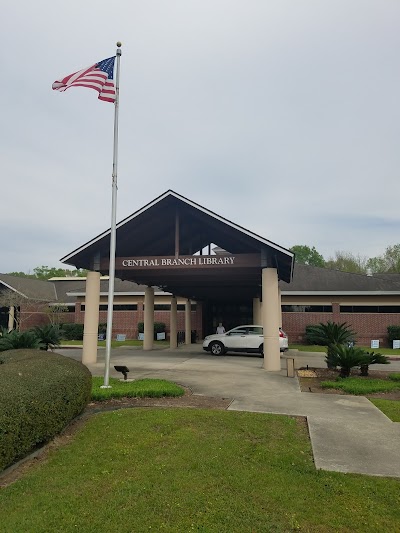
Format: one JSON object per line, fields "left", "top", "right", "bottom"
{"left": 177, "top": 304, "right": 197, "bottom": 311}
{"left": 81, "top": 304, "right": 137, "bottom": 311}
{"left": 282, "top": 305, "right": 333, "bottom": 313}
{"left": 247, "top": 326, "right": 263, "bottom": 335}
{"left": 340, "top": 305, "right": 400, "bottom": 313}
{"left": 229, "top": 328, "right": 248, "bottom": 336}
{"left": 154, "top": 304, "right": 171, "bottom": 311}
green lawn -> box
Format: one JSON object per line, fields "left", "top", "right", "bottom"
{"left": 1, "top": 409, "right": 399, "bottom": 532}
{"left": 369, "top": 399, "right": 400, "bottom": 422}
{"left": 321, "top": 378, "right": 400, "bottom": 395}
{"left": 61, "top": 339, "right": 169, "bottom": 348}
{"left": 290, "top": 344, "right": 400, "bottom": 356}
{"left": 91, "top": 377, "right": 184, "bottom": 401}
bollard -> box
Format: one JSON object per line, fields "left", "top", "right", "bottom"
{"left": 286, "top": 357, "right": 295, "bottom": 378}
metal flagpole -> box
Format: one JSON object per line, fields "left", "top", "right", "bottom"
{"left": 101, "top": 42, "right": 122, "bottom": 388}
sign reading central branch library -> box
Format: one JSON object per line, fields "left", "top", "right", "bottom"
{"left": 102, "top": 254, "right": 261, "bottom": 270}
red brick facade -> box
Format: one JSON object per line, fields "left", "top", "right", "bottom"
{"left": 17, "top": 294, "right": 400, "bottom": 347}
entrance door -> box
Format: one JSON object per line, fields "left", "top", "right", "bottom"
{"left": 202, "top": 301, "right": 253, "bottom": 337}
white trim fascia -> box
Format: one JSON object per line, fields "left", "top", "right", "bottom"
{"left": 0, "top": 280, "right": 27, "bottom": 298}
{"left": 48, "top": 302, "right": 76, "bottom": 307}
{"left": 67, "top": 291, "right": 171, "bottom": 297}
{"left": 281, "top": 291, "right": 400, "bottom": 296}
{"left": 61, "top": 190, "right": 295, "bottom": 263}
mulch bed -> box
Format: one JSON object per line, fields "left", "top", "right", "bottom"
{"left": 297, "top": 368, "right": 400, "bottom": 400}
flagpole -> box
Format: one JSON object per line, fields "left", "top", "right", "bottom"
{"left": 101, "top": 42, "right": 122, "bottom": 388}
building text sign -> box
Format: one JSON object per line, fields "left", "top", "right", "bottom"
{"left": 102, "top": 254, "right": 261, "bottom": 270}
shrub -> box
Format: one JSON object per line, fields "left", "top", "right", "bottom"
{"left": 331, "top": 345, "right": 366, "bottom": 377}
{"left": 387, "top": 326, "right": 400, "bottom": 344}
{"left": 0, "top": 330, "right": 40, "bottom": 352}
{"left": 60, "top": 323, "right": 84, "bottom": 340}
{"left": 0, "top": 349, "right": 91, "bottom": 471}
{"left": 305, "top": 322, "right": 356, "bottom": 368}
{"left": 359, "top": 351, "right": 390, "bottom": 376}
{"left": 32, "top": 324, "right": 61, "bottom": 351}
{"left": 137, "top": 322, "right": 166, "bottom": 339}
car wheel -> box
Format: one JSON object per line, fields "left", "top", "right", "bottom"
{"left": 210, "top": 341, "right": 225, "bottom": 355}
{"left": 259, "top": 344, "right": 264, "bottom": 356}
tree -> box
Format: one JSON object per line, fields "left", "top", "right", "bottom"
{"left": 290, "top": 245, "right": 325, "bottom": 267}
{"left": 6, "top": 266, "right": 88, "bottom": 280}
{"left": 32, "top": 266, "right": 88, "bottom": 280}
{"left": 45, "top": 304, "right": 69, "bottom": 325}
{"left": 367, "top": 244, "right": 400, "bottom": 273}
{"left": 325, "top": 251, "right": 368, "bottom": 273}
{"left": 6, "top": 271, "right": 35, "bottom": 279}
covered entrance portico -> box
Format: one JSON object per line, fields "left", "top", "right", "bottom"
{"left": 61, "top": 190, "right": 294, "bottom": 371}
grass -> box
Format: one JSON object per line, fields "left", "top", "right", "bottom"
{"left": 61, "top": 339, "right": 169, "bottom": 348}
{"left": 290, "top": 344, "right": 400, "bottom": 356}
{"left": 370, "top": 399, "right": 400, "bottom": 422}
{"left": 1, "top": 409, "right": 400, "bottom": 532}
{"left": 91, "top": 377, "right": 184, "bottom": 401}
{"left": 321, "top": 378, "right": 400, "bottom": 395}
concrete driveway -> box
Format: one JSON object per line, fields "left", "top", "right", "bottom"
{"left": 57, "top": 344, "right": 400, "bottom": 478}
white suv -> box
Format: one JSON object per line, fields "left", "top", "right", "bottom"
{"left": 202, "top": 325, "right": 288, "bottom": 356}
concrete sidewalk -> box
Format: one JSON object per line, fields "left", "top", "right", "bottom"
{"left": 57, "top": 344, "right": 400, "bottom": 479}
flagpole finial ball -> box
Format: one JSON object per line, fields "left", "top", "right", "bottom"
{"left": 116, "top": 41, "right": 122, "bottom": 48}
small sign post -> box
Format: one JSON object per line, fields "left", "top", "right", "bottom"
{"left": 371, "top": 340, "right": 379, "bottom": 349}
{"left": 393, "top": 340, "right": 400, "bottom": 349}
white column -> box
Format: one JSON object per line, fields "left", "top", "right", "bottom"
{"left": 8, "top": 306, "right": 14, "bottom": 332}
{"left": 185, "top": 298, "right": 191, "bottom": 345}
{"left": 170, "top": 296, "right": 178, "bottom": 349}
{"left": 262, "top": 268, "right": 281, "bottom": 371}
{"left": 143, "top": 286, "right": 154, "bottom": 351}
{"left": 253, "top": 297, "right": 261, "bottom": 324}
{"left": 82, "top": 271, "right": 101, "bottom": 365}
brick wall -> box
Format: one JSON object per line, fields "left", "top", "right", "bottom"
{"left": 282, "top": 311, "right": 400, "bottom": 347}
{"left": 74, "top": 301, "right": 202, "bottom": 340}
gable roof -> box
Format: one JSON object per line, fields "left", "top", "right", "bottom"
{"left": 0, "top": 274, "right": 57, "bottom": 301}
{"left": 60, "top": 190, "right": 295, "bottom": 300}
{"left": 279, "top": 265, "right": 400, "bottom": 294}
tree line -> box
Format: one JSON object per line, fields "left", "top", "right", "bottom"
{"left": 4, "top": 244, "right": 400, "bottom": 279}
{"left": 290, "top": 244, "right": 400, "bottom": 274}
{"left": 5, "top": 266, "right": 88, "bottom": 280}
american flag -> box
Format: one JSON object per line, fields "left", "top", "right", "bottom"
{"left": 52, "top": 57, "right": 116, "bottom": 103}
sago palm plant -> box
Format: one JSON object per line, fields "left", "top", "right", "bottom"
{"left": 359, "top": 351, "right": 390, "bottom": 376}
{"left": 306, "top": 321, "right": 356, "bottom": 368}
{"left": 331, "top": 345, "right": 366, "bottom": 378}
{"left": 33, "top": 324, "right": 61, "bottom": 351}
{"left": 0, "top": 330, "right": 40, "bottom": 352}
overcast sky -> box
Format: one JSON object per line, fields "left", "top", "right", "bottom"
{"left": 2, "top": 1, "right": 399, "bottom": 273}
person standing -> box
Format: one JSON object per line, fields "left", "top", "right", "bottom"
{"left": 216, "top": 322, "right": 226, "bottom": 334}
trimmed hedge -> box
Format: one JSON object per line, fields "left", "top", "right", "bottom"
{"left": 60, "top": 323, "right": 84, "bottom": 340}
{"left": 0, "top": 349, "right": 92, "bottom": 472}
{"left": 137, "top": 322, "right": 166, "bottom": 339}
{"left": 387, "top": 326, "right": 400, "bottom": 344}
